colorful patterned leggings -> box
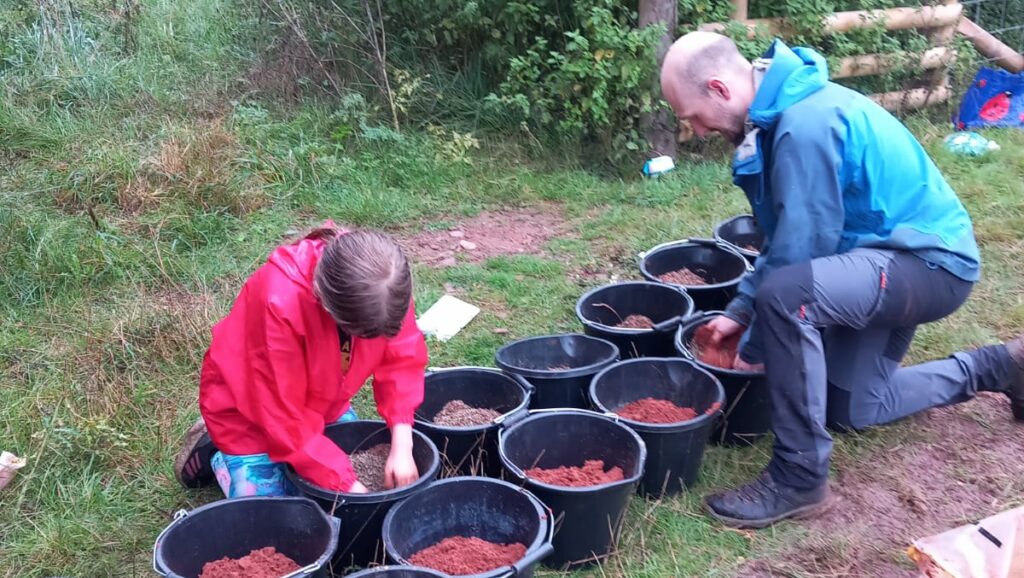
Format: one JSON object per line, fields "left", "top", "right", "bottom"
{"left": 211, "top": 407, "right": 359, "bottom": 498}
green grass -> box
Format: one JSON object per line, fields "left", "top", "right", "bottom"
{"left": 3, "top": 2, "right": 1024, "bottom": 577}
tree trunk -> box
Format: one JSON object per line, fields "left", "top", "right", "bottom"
{"left": 639, "top": 0, "right": 677, "bottom": 159}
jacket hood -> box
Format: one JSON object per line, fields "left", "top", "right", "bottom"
{"left": 749, "top": 39, "right": 829, "bottom": 129}
{"left": 267, "top": 221, "right": 342, "bottom": 291}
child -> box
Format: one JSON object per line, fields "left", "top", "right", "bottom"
{"left": 174, "top": 225, "right": 427, "bottom": 496}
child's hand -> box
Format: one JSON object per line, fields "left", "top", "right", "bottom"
{"left": 385, "top": 450, "right": 419, "bottom": 489}
{"left": 385, "top": 423, "right": 419, "bottom": 489}
{"left": 348, "top": 480, "right": 370, "bottom": 494}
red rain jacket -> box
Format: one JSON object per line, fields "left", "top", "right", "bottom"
{"left": 199, "top": 230, "right": 428, "bottom": 491}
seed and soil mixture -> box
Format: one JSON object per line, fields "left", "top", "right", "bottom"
{"left": 691, "top": 323, "right": 742, "bottom": 370}
{"left": 659, "top": 267, "right": 708, "bottom": 286}
{"left": 615, "top": 314, "right": 654, "bottom": 329}
{"left": 432, "top": 400, "right": 501, "bottom": 426}
{"left": 526, "top": 459, "right": 625, "bottom": 487}
{"left": 349, "top": 443, "right": 390, "bottom": 492}
{"left": 410, "top": 536, "right": 527, "bottom": 575}
{"left": 618, "top": 398, "right": 722, "bottom": 423}
{"left": 199, "top": 547, "right": 300, "bottom": 578}
{"left": 618, "top": 398, "right": 698, "bottom": 423}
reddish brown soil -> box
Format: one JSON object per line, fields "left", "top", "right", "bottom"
{"left": 410, "top": 536, "right": 527, "bottom": 575}
{"left": 398, "top": 206, "right": 568, "bottom": 268}
{"left": 548, "top": 364, "right": 571, "bottom": 370}
{"left": 350, "top": 443, "right": 390, "bottom": 492}
{"left": 744, "top": 244, "right": 760, "bottom": 253}
{"left": 526, "top": 459, "right": 625, "bottom": 487}
{"left": 616, "top": 314, "right": 654, "bottom": 329}
{"left": 433, "top": 400, "right": 501, "bottom": 426}
{"left": 740, "top": 393, "right": 1024, "bottom": 578}
{"left": 618, "top": 398, "right": 698, "bottom": 423}
{"left": 199, "top": 547, "right": 300, "bottom": 578}
{"left": 691, "top": 323, "right": 740, "bottom": 370}
{"left": 659, "top": 267, "right": 708, "bottom": 286}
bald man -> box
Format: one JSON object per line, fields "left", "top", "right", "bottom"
{"left": 660, "top": 32, "right": 1023, "bottom": 529}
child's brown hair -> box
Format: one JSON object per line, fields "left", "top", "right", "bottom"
{"left": 312, "top": 228, "right": 412, "bottom": 338}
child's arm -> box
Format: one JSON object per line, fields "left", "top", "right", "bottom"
{"left": 234, "top": 303, "right": 360, "bottom": 491}
{"left": 372, "top": 301, "right": 428, "bottom": 488}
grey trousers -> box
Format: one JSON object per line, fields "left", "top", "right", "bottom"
{"left": 752, "top": 248, "right": 1012, "bottom": 490}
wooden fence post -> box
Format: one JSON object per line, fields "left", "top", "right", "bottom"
{"left": 639, "top": 0, "right": 678, "bottom": 158}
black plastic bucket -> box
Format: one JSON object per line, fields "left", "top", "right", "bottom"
{"left": 494, "top": 334, "right": 620, "bottom": 410}
{"left": 498, "top": 410, "right": 646, "bottom": 569}
{"left": 589, "top": 357, "right": 725, "bottom": 498}
{"left": 415, "top": 367, "right": 532, "bottom": 477}
{"left": 382, "top": 477, "right": 555, "bottom": 578}
{"left": 287, "top": 420, "right": 441, "bottom": 569}
{"left": 638, "top": 238, "right": 751, "bottom": 312}
{"left": 153, "top": 496, "right": 340, "bottom": 578}
{"left": 674, "top": 312, "right": 771, "bottom": 446}
{"left": 344, "top": 567, "right": 447, "bottom": 577}
{"left": 714, "top": 214, "right": 764, "bottom": 263}
{"left": 575, "top": 281, "right": 694, "bottom": 359}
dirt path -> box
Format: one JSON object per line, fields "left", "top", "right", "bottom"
{"left": 742, "top": 393, "right": 1024, "bottom": 578}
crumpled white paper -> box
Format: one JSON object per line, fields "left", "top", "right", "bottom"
{"left": 0, "top": 451, "right": 26, "bottom": 491}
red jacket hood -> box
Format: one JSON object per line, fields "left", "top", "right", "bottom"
{"left": 267, "top": 222, "right": 345, "bottom": 292}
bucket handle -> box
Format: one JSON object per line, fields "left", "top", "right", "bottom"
{"left": 505, "top": 499, "right": 556, "bottom": 577}
{"left": 490, "top": 492, "right": 555, "bottom": 577}
{"left": 637, "top": 237, "right": 692, "bottom": 261}
{"left": 280, "top": 515, "right": 342, "bottom": 578}
{"left": 152, "top": 509, "right": 190, "bottom": 577}
{"left": 651, "top": 314, "right": 685, "bottom": 334}
{"left": 505, "top": 371, "right": 536, "bottom": 395}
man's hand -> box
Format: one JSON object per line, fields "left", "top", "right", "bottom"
{"left": 732, "top": 354, "right": 764, "bottom": 373}
{"left": 384, "top": 423, "right": 419, "bottom": 490}
{"left": 705, "top": 315, "right": 745, "bottom": 345}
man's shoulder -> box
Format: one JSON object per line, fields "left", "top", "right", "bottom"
{"left": 775, "top": 82, "right": 891, "bottom": 143}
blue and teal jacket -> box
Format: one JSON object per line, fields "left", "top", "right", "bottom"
{"left": 725, "top": 40, "right": 980, "bottom": 363}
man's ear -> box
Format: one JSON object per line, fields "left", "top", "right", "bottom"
{"left": 708, "top": 77, "right": 732, "bottom": 101}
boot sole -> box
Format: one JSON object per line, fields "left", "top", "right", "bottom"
{"left": 174, "top": 418, "right": 217, "bottom": 489}
{"left": 705, "top": 491, "right": 835, "bottom": 529}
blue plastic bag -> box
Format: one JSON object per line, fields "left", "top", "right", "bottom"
{"left": 953, "top": 67, "right": 1024, "bottom": 130}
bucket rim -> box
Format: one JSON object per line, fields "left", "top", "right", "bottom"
{"left": 574, "top": 281, "right": 695, "bottom": 335}
{"left": 638, "top": 241, "right": 750, "bottom": 291}
{"left": 414, "top": 367, "right": 532, "bottom": 432}
{"left": 342, "top": 565, "right": 449, "bottom": 577}
{"left": 381, "top": 476, "right": 553, "bottom": 578}
{"left": 285, "top": 420, "right": 441, "bottom": 503}
{"left": 587, "top": 357, "right": 726, "bottom": 432}
{"left": 494, "top": 333, "right": 621, "bottom": 379}
{"left": 497, "top": 409, "right": 647, "bottom": 493}
{"left": 153, "top": 496, "right": 339, "bottom": 578}
{"left": 713, "top": 214, "right": 763, "bottom": 258}
{"left": 673, "top": 312, "right": 766, "bottom": 376}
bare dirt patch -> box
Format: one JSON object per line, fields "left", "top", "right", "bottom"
{"left": 741, "top": 393, "right": 1024, "bottom": 578}
{"left": 397, "top": 206, "right": 569, "bottom": 267}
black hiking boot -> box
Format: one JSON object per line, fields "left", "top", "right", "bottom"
{"left": 1007, "top": 334, "right": 1024, "bottom": 421}
{"left": 174, "top": 418, "right": 218, "bottom": 489}
{"left": 705, "top": 471, "right": 833, "bottom": 529}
